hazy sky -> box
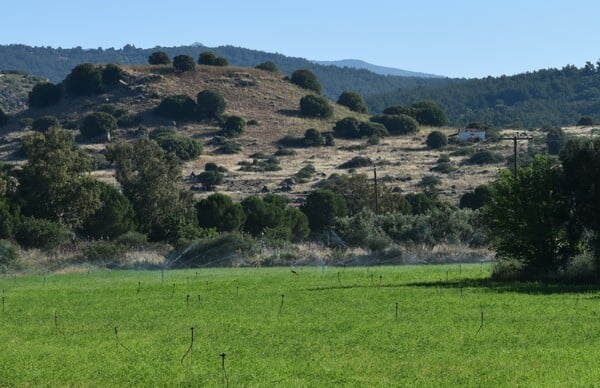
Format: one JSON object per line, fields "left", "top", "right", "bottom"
{"left": 3, "top": 0, "right": 600, "bottom": 78}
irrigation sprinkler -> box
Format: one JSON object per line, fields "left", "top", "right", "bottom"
{"left": 395, "top": 302, "right": 399, "bottom": 321}
{"left": 172, "top": 283, "right": 176, "bottom": 297}
{"left": 186, "top": 294, "right": 190, "bottom": 308}
{"left": 278, "top": 294, "right": 284, "bottom": 316}
{"left": 181, "top": 327, "right": 195, "bottom": 365}
{"left": 236, "top": 286, "right": 239, "bottom": 297}
{"left": 114, "top": 326, "right": 131, "bottom": 352}
{"left": 475, "top": 311, "right": 484, "bottom": 335}
{"left": 137, "top": 281, "right": 141, "bottom": 293}
{"left": 379, "top": 275, "right": 382, "bottom": 287}
{"left": 220, "top": 353, "right": 229, "bottom": 388}
{"left": 161, "top": 269, "right": 164, "bottom": 285}
{"left": 198, "top": 294, "right": 201, "bottom": 304}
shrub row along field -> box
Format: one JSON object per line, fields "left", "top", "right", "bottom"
{"left": 1, "top": 265, "right": 599, "bottom": 386}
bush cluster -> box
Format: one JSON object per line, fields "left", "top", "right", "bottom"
{"left": 155, "top": 94, "right": 198, "bottom": 120}
{"left": 198, "top": 51, "right": 228, "bottom": 66}
{"left": 150, "top": 129, "right": 203, "bottom": 161}
{"left": 290, "top": 69, "right": 322, "bottom": 93}
{"left": 28, "top": 82, "right": 62, "bottom": 108}
{"left": 80, "top": 112, "right": 117, "bottom": 139}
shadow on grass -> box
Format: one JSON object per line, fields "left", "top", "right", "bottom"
{"left": 404, "top": 278, "right": 600, "bottom": 295}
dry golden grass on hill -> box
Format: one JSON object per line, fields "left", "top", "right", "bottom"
{"left": 1, "top": 64, "right": 595, "bottom": 205}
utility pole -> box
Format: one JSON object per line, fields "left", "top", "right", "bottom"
{"left": 373, "top": 166, "right": 379, "bottom": 214}
{"left": 499, "top": 134, "right": 533, "bottom": 176}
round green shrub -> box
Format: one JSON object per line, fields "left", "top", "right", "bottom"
{"left": 80, "top": 182, "right": 136, "bottom": 239}
{"left": 150, "top": 130, "right": 203, "bottom": 160}
{"left": 337, "top": 91, "right": 367, "bottom": 113}
{"left": 148, "top": 51, "right": 171, "bottom": 65}
{"left": 28, "top": 82, "right": 62, "bottom": 108}
{"left": 221, "top": 115, "right": 246, "bottom": 138}
{"left": 255, "top": 61, "right": 278, "bottom": 72}
{"left": 333, "top": 117, "right": 361, "bottom": 139}
{"left": 155, "top": 94, "right": 198, "bottom": 119}
{"left": 80, "top": 112, "right": 117, "bottom": 139}
{"left": 291, "top": 69, "right": 322, "bottom": 93}
{"left": 303, "top": 128, "right": 324, "bottom": 146}
{"left": 370, "top": 114, "right": 419, "bottom": 135}
{"left": 359, "top": 122, "right": 388, "bottom": 138}
{"left": 32, "top": 115, "right": 60, "bottom": 132}
{"left": 299, "top": 94, "right": 333, "bottom": 119}
{"left": 197, "top": 170, "right": 224, "bottom": 190}
{"left": 173, "top": 54, "right": 196, "bottom": 72}
{"left": 64, "top": 63, "right": 103, "bottom": 96}
{"left": 383, "top": 105, "right": 414, "bottom": 116}
{"left": 197, "top": 90, "right": 226, "bottom": 119}
{"left": 338, "top": 156, "right": 373, "bottom": 169}
{"left": 426, "top": 131, "right": 448, "bottom": 149}
{"left": 197, "top": 51, "right": 228, "bottom": 66}
{"left": 466, "top": 150, "right": 505, "bottom": 165}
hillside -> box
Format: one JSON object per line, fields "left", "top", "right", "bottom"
{"left": 0, "top": 70, "right": 47, "bottom": 113}
{"left": 0, "top": 62, "right": 561, "bottom": 206}
{"left": 0, "top": 44, "right": 451, "bottom": 104}
{"left": 366, "top": 63, "right": 600, "bottom": 128}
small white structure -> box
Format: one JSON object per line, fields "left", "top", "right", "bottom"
{"left": 457, "top": 128, "right": 486, "bottom": 142}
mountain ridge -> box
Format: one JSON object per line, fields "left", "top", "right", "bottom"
{"left": 312, "top": 59, "right": 443, "bottom": 78}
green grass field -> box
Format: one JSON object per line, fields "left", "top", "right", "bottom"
{"left": 1, "top": 264, "right": 599, "bottom": 386}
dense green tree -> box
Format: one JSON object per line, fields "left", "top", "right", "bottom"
{"left": 411, "top": 101, "right": 448, "bottom": 126}
{"left": 16, "top": 128, "right": 101, "bottom": 227}
{"left": 459, "top": 184, "right": 492, "bottom": 210}
{"left": 172, "top": 54, "right": 196, "bottom": 72}
{"left": 299, "top": 94, "right": 333, "bottom": 119}
{"left": 32, "top": 115, "right": 60, "bottom": 132}
{"left": 196, "top": 193, "right": 246, "bottom": 232}
{"left": 80, "top": 112, "right": 117, "bottom": 139}
{"left": 196, "top": 90, "right": 226, "bottom": 119}
{"left": 108, "top": 138, "right": 193, "bottom": 236}
{"left": 101, "top": 64, "right": 122, "bottom": 86}
{"left": 64, "top": 63, "right": 103, "bottom": 96}
{"left": 285, "top": 207, "right": 310, "bottom": 241}
{"left": 545, "top": 126, "right": 566, "bottom": 155}
{"left": 425, "top": 131, "right": 448, "bottom": 149}
{"left": 577, "top": 116, "right": 594, "bottom": 126}
{"left": 337, "top": 91, "right": 368, "bottom": 113}
{"left": 483, "top": 156, "right": 570, "bottom": 276}
{"left": 15, "top": 217, "right": 72, "bottom": 249}
{"left": 241, "top": 196, "right": 287, "bottom": 236}
{"left": 198, "top": 51, "right": 228, "bottom": 66}
{"left": 28, "top": 82, "right": 62, "bottom": 108}
{"left": 155, "top": 94, "right": 198, "bottom": 120}
{"left": 291, "top": 69, "right": 322, "bottom": 93}
{"left": 80, "top": 181, "right": 136, "bottom": 239}
{"left": 148, "top": 51, "right": 171, "bottom": 65}
{"left": 560, "top": 138, "right": 600, "bottom": 258}
{"left": 0, "top": 198, "right": 19, "bottom": 239}
{"left": 300, "top": 189, "right": 347, "bottom": 231}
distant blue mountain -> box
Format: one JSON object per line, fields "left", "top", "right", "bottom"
{"left": 312, "top": 59, "right": 443, "bottom": 78}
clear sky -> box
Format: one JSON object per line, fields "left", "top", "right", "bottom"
{"left": 3, "top": 0, "right": 600, "bottom": 78}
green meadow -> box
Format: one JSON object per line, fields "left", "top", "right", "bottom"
{"left": 1, "top": 264, "right": 599, "bottom": 386}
